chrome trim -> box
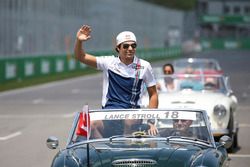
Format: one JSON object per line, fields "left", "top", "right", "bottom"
{"left": 212, "top": 129, "right": 229, "bottom": 137}
{"left": 112, "top": 158, "right": 157, "bottom": 167}
{"left": 66, "top": 112, "right": 80, "bottom": 146}
{"left": 202, "top": 110, "right": 216, "bottom": 147}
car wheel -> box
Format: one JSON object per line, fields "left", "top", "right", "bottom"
{"left": 233, "top": 131, "right": 238, "bottom": 148}
{"left": 227, "top": 111, "right": 236, "bottom": 153}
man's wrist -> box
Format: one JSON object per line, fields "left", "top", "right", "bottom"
{"left": 147, "top": 119, "right": 155, "bottom": 125}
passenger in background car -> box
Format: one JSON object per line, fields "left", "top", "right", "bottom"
{"left": 156, "top": 63, "right": 175, "bottom": 92}
{"left": 163, "top": 63, "right": 174, "bottom": 75}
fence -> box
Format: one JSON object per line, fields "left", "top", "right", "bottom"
{"left": 201, "top": 38, "right": 250, "bottom": 50}
{"left": 0, "top": 47, "right": 181, "bottom": 84}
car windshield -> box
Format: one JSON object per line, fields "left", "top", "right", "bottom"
{"left": 172, "top": 58, "right": 222, "bottom": 73}
{"left": 156, "top": 73, "right": 229, "bottom": 94}
{"left": 69, "top": 109, "right": 214, "bottom": 146}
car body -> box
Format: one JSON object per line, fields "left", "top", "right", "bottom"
{"left": 143, "top": 72, "right": 238, "bottom": 152}
{"left": 172, "top": 58, "right": 223, "bottom": 74}
{"left": 47, "top": 108, "right": 232, "bottom": 167}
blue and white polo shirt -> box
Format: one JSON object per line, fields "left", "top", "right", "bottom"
{"left": 96, "top": 55, "right": 156, "bottom": 109}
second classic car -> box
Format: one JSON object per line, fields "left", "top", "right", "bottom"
{"left": 142, "top": 72, "right": 238, "bottom": 152}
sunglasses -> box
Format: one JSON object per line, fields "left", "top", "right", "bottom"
{"left": 173, "top": 119, "right": 189, "bottom": 123}
{"left": 122, "top": 43, "right": 137, "bottom": 49}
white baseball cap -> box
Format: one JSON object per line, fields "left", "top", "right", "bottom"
{"left": 116, "top": 31, "right": 136, "bottom": 46}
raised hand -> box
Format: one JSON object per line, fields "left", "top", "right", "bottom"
{"left": 76, "top": 25, "right": 92, "bottom": 41}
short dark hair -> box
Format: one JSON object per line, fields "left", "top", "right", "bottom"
{"left": 115, "top": 44, "right": 121, "bottom": 53}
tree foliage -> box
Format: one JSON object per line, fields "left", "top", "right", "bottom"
{"left": 141, "top": 0, "right": 196, "bottom": 11}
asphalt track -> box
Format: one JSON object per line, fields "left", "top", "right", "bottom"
{"left": 0, "top": 50, "right": 249, "bottom": 167}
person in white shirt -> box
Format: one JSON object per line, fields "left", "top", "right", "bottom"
{"left": 74, "top": 25, "right": 158, "bottom": 138}
{"left": 156, "top": 63, "right": 176, "bottom": 92}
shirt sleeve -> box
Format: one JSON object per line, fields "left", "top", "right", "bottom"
{"left": 143, "top": 61, "right": 157, "bottom": 87}
{"left": 96, "top": 55, "right": 115, "bottom": 71}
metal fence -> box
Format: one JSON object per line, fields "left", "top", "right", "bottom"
{"left": 0, "top": 0, "right": 187, "bottom": 57}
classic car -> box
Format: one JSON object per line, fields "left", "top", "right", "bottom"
{"left": 47, "top": 107, "right": 232, "bottom": 167}
{"left": 172, "top": 58, "right": 223, "bottom": 74}
{"left": 142, "top": 72, "right": 238, "bottom": 152}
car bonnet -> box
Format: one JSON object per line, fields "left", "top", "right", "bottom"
{"left": 89, "top": 140, "right": 206, "bottom": 166}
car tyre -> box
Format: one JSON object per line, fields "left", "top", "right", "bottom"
{"left": 227, "top": 111, "right": 237, "bottom": 153}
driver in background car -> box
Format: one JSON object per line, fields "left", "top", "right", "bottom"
{"left": 204, "top": 77, "right": 218, "bottom": 91}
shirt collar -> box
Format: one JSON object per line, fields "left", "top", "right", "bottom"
{"left": 117, "top": 55, "right": 138, "bottom": 67}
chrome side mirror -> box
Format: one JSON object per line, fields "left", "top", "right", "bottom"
{"left": 219, "top": 135, "right": 232, "bottom": 149}
{"left": 46, "top": 136, "right": 59, "bottom": 150}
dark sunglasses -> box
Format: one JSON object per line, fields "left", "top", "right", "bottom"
{"left": 122, "top": 43, "right": 137, "bottom": 49}
{"left": 173, "top": 119, "right": 189, "bottom": 123}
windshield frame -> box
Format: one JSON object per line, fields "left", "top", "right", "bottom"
{"left": 66, "top": 109, "right": 216, "bottom": 148}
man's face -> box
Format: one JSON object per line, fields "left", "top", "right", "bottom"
{"left": 118, "top": 41, "right": 137, "bottom": 63}
{"left": 173, "top": 119, "right": 192, "bottom": 131}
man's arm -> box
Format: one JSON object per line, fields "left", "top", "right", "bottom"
{"left": 147, "top": 85, "right": 158, "bottom": 108}
{"left": 146, "top": 85, "right": 158, "bottom": 136}
{"left": 74, "top": 25, "right": 97, "bottom": 68}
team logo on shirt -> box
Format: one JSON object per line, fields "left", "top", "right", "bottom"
{"left": 132, "top": 64, "right": 144, "bottom": 70}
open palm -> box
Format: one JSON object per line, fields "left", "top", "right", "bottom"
{"left": 77, "top": 25, "right": 91, "bottom": 41}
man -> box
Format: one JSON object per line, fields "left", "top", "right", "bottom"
{"left": 204, "top": 77, "right": 218, "bottom": 91}
{"left": 159, "top": 119, "right": 193, "bottom": 137}
{"left": 74, "top": 25, "right": 158, "bottom": 137}
{"left": 172, "top": 119, "right": 193, "bottom": 137}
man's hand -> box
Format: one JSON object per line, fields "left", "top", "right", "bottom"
{"left": 147, "top": 123, "right": 158, "bottom": 136}
{"left": 76, "top": 25, "right": 92, "bottom": 41}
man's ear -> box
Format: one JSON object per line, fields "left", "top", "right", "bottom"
{"left": 187, "top": 120, "right": 193, "bottom": 126}
{"left": 115, "top": 46, "right": 120, "bottom": 53}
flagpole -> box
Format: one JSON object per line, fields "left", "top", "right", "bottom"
{"left": 84, "top": 105, "right": 90, "bottom": 167}
{"left": 86, "top": 105, "right": 89, "bottom": 140}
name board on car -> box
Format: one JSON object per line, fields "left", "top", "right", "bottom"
{"left": 90, "top": 110, "right": 196, "bottom": 121}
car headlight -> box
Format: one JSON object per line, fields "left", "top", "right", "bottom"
{"left": 213, "top": 104, "right": 226, "bottom": 119}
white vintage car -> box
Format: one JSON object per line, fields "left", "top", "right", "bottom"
{"left": 142, "top": 71, "right": 238, "bottom": 152}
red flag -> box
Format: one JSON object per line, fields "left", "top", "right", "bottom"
{"left": 76, "top": 105, "right": 90, "bottom": 139}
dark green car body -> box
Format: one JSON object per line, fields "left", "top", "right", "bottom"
{"left": 47, "top": 109, "right": 231, "bottom": 167}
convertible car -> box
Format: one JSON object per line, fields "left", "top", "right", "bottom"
{"left": 47, "top": 108, "right": 232, "bottom": 167}
{"left": 143, "top": 72, "right": 238, "bottom": 152}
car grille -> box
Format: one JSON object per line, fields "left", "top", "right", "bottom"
{"left": 112, "top": 159, "right": 157, "bottom": 167}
